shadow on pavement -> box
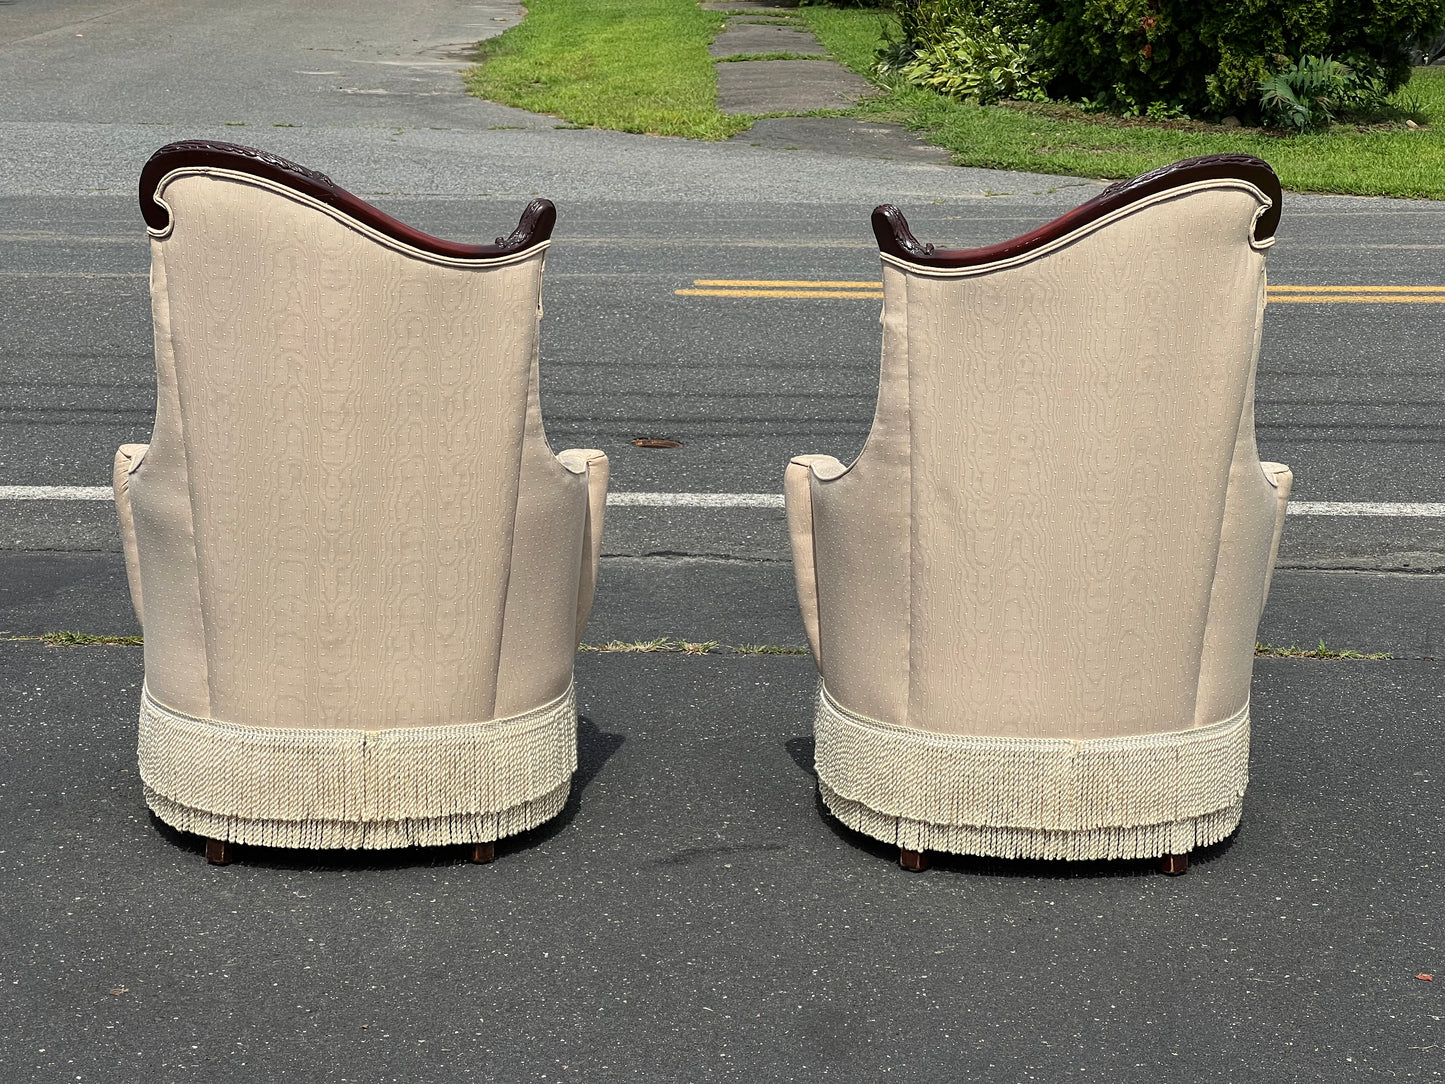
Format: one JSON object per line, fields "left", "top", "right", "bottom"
{"left": 786, "top": 732, "right": 1241, "bottom": 879}
{"left": 145, "top": 712, "right": 627, "bottom": 872}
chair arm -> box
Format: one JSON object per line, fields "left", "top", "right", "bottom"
{"left": 113, "top": 444, "right": 148, "bottom": 626}
{"left": 1260, "top": 461, "right": 1292, "bottom": 611}
{"left": 558, "top": 449, "right": 609, "bottom": 644}
{"left": 784, "top": 455, "right": 846, "bottom": 671}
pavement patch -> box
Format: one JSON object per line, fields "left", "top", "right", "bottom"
{"left": 1259, "top": 570, "right": 1445, "bottom": 660}
{"left": 5, "top": 495, "right": 1445, "bottom": 580}
{"left": 0, "top": 551, "right": 139, "bottom": 636}
{"left": 725, "top": 116, "right": 953, "bottom": 163}
{"left": 2, "top": 550, "right": 1435, "bottom": 660}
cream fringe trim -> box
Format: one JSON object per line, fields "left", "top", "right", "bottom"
{"left": 138, "top": 682, "right": 577, "bottom": 848}
{"left": 819, "top": 782, "right": 1243, "bottom": 861}
{"left": 143, "top": 780, "right": 571, "bottom": 850}
{"left": 814, "top": 685, "right": 1249, "bottom": 861}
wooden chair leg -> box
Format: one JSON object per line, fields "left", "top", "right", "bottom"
{"left": 1160, "top": 853, "right": 1190, "bottom": 875}
{"left": 899, "top": 847, "right": 930, "bottom": 871}
{"left": 468, "top": 841, "right": 496, "bottom": 864}
{"left": 204, "top": 838, "right": 233, "bottom": 865}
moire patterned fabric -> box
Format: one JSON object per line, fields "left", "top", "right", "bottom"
{"left": 115, "top": 161, "right": 606, "bottom": 848}
{"left": 786, "top": 172, "right": 1292, "bottom": 860}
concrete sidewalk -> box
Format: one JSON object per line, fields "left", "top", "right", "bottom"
{"left": 708, "top": 1, "right": 951, "bottom": 163}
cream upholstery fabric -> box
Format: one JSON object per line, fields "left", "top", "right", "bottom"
{"left": 787, "top": 181, "right": 1289, "bottom": 860}
{"left": 116, "top": 169, "right": 606, "bottom": 848}
{"left": 113, "top": 444, "right": 146, "bottom": 625}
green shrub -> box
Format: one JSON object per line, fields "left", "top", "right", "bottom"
{"left": 886, "top": 0, "right": 1445, "bottom": 119}
{"left": 898, "top": 15, "right": 1052, "bottom": 102}
{"left": 880, "top": 0, "right": 1053, "bottom": 101}
{"left": 886, "top": 0, "right": 1041, "bottom": 54}
{"left": 1257, "top": 53, "right": 1399, "bottom": 129}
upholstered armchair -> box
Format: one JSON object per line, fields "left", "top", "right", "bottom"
{"left": 115, "top": 141, "right": 607, "bottom": 863}
{"left": 786, "top": 155, "right": 1291, "bottom": 873}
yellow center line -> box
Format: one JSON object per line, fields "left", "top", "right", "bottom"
{"left": 691, "top": 279, "right": 883, "bottom": 289}
{"left": 677, "top": 288, "right": 885, "bottom": 299}
{"left": 676, "top": 279, "right": 1445, "bottom": 302}
{"left": 1267, "top": 295, "right": 1445, "bottom": 303}
{"left": 1268, "top": 284, "right": 1445, "bottom": 292}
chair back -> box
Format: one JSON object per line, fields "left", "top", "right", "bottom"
{"left": 815, "top": 157, "right": 1282, "bottom": 739}
{"left": 132, "top": 141, "right": 557, "bottom": 731}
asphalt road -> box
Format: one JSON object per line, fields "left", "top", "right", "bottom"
{"left": 3, "top": 643, "right": 1443, "bottom": 1083}
{"left": 1, "top": 1, "right": 1442, "bottom": 1081}
{"left": 5, "top": 190, "right": 1445, "bottom": 500}
{"left": 6, "top": 192, "right": 1445, "bottom": 567}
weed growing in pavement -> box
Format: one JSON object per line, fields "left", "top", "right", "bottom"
{"left": 1255, "top": 639, "right": 1392, "bottom": 659}
{"left": 582, "top": 638, "right": 677, "bottom": 653}
{"left": 23, "top": 629, "right": 1386, "bottom": 659}
{"left": 43, "top": 631, "right": 144, "bottom": 646}
{"left": 1, "top": 632, "right": 812, "bottom": 654}
{"left": 0, "top": 631, "right": 144, "bottom": 646}
{"left": 580, "top": 638, "right": 809, "bottom": 656}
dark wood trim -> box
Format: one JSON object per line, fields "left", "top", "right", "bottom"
{"left": 1160, "top": 853, "right": 1190, "bottom": 875}
{"left": 140, "top": 140, "right": 555, "bottom": 259}
{"left": 872, "top": 154, "right": 1281, "bottom": 270}
{"left": 898, "top": 847, "right": 931, "bottom": 871}
{"left": 468, "top": 841, "right": 496, "bottom": 864}
{"left": 204, "top": 838, "right": 233, "bottom": 865}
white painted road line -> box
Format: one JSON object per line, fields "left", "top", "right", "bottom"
{"left": 2, "top": 487, "right": 1440, "bottom": 516}
{"left": 606, "top": 491, "right": 784, "bottom": 508}
{"left": 0, "top": 486, "right": 112, "bottom": 500}
{"left": 1287, "top": 501, "right": 1445, "bottom": 516}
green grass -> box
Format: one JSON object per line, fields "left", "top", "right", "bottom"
{"left": 468, "top": 0, "right": 1445, "bottom": 195}
{"left": 799, "top": 6, "right": 1445, "bottom": 199}
{"left": 795, "top": 6, "right": 893, "bottom": 76}
{"left": 1255, "top": 640, "right": 1393, "bottom": 660}
{"left": 0, "top": 630, "right": 144, "bottom": 646}
{"left": 580, "top": 637, "right": 678, "bottom": 653}
{"left": 579, "top": 638, "right": 809, "bottom": 656}
{"left": 44, "top": 630, "right": 142, "bottom": 646}
{"left": 733, "top": 643, "right": 811, "bottom": 656}
{"left": 465, "top": 0, "right": 751, "bottom": 140}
